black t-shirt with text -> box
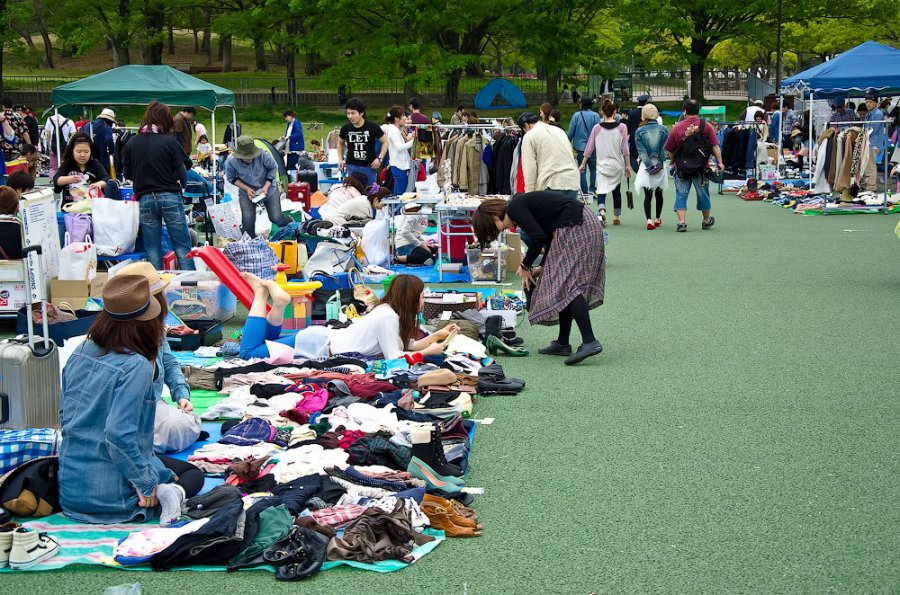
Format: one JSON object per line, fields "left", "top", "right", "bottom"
{"left": 339, "top": 120, "right": 385, "bottom": 166}
{"left": 52, "top": 158, "right": 109, "bottom": 204}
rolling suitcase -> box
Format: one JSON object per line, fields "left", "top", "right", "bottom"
{"left": 296, "top": 169, "right": 319, "bottom": 193}
{"left": 0, "top": 245, "right": 61, "bottom": 429}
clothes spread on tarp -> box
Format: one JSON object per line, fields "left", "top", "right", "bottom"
{"left": 115, "top": 518, "right": 211, "bottom": 565}
{"left": 326, "top": 500, "right": 435, "bottom": 563}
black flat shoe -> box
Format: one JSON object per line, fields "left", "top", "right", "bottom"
{"left": 538, "top": 341, "right": 572, "bottom": 356}
{"left": 564, "top": 341, "right": 603, "bottom": 365}
{"left": 477, "top": 377, "right": 526, "bottom": 396}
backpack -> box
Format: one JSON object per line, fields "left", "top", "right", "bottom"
{"left": 47, "top": 118, "right": 72, "bottom": 155}
{"left": 675, "top": 119, "right": 712, "bottom": 177}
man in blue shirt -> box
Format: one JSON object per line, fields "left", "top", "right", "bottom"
{"left": 87, "top": 108, "right": 117, "bottom": 175}
{"left": 224, "top": 135, "right": 292, "bottom": 236}
{"left": 567, "top": 97, "right": 601, "bottom": 194}
{"left": 282, "top": 109, "right": 305, "bottom": 172}
{"left": 863, "top": 93, "right": 886, "bottom": 190}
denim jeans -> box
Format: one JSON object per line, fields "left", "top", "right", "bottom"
{"left": 238, "top": 185, "right": 292, "bottom": 237}
{"left": 345, "top": 164, "right": 377, "bottom": 187}
{"left": 139, "top": 192, "right": 195, "bottom": 270}
{"left": 391, "top": 166, "right": 409, "bottom": 195}
{"left": 673, "top": 175, "right": 712, "bottom": 211}
{"left": 576, "top": 150, "right": 597, "bottom": 193}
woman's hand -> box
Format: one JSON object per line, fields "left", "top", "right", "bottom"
{"left": 517, "top": 265, "right": 535, "bottom": 291}
{"left": 578, "top": 163, "right": 586, "bottom": 172}
{"left": 136, "top": 486, "right": 158, "bottom": 508}
{"left": 89, "top": 181, "right": 106, "bottom": 192}
{"left": 178, "top": 399, "right": 193, "bottom": 413}
{"left": 422, "top": 341, "right": 446, "bottom": 356}
{"left": 625, "top": 166, "right": 632, "bottom": 179}
{"left": 433, "top": 324, "right": 459, "bottom": 342}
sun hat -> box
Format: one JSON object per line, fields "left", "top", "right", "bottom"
{"left": 641, "top": 103, "right": 659, "bottom": 121}
{"left": 116, "top": 262, "right": 169, "bottom": 295}
{"left": 233, "top": 135, "right": 262, "bottom": 160}
{"left": 98, "top": 108, "right": 117, "bottom": 123}
{"left": 102, "top": 275, "right": 161, "bottom": 322}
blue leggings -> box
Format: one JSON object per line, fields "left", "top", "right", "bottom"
{"left": 239, "top": 316, "right": 294, "bottom": 360}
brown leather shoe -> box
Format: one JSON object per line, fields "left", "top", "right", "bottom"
{"left": 423, "top": 494, "right": 482, "bottom": 530}
{"left": 422, "top": 503, "right": 482, "bottom": 537}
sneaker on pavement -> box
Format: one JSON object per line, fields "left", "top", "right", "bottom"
{"left": 702, "top": 216, "right": 716, "bottom": 230}
{"left": 676, "top": 222, "right": 687, "bottom": 232}
{"left": 8, "top": 527, "right": 60, "bottom": 570}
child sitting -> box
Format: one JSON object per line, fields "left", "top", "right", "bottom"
{"left": 395, "top": 206, "right": 437, "bottom": 265}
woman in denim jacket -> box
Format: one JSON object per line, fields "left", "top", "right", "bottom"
{"left": 59, "top": 275, "right": 203, "bottom": 525}
{"left": 634, "top": 104, "right": 670, "bottom": 230}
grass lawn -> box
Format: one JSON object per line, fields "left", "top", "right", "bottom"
{"left": 1, "top": 188, "right": 899, "bottom": 593}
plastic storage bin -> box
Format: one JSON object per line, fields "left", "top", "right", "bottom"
{"left": 164, "top": 271, "right": 237, "bottom": 322}
{"left": 466, "top": 247, "right": 506, "bottom": 283}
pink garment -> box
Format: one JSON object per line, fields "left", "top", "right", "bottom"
{"left": 582, "top": 122, "right": 629, "bottom": 161}
{"left": 311, "top": 504, "right": 367, "bottom": 528}
{"left": 115, "top": 518, "right": 210, "bottom": 561}
{"left": 279, "top": 387, "right": 329, "bottom": 423}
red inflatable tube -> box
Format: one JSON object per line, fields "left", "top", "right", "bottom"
{"left": 187, "top": 246, "right": 270, "bottom": 313}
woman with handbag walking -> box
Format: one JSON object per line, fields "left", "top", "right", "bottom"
{"left": 579, "top": 98, "right": 631, "bottom": 224}
{"left": 471, "top": 193, "right": 605, "bottom": 365}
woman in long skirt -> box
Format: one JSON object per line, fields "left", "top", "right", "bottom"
{"left": 471, "top": 193, "right": 605, "bottom": 365}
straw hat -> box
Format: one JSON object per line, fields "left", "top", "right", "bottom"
{"left": 98, "top": 108, "right": 117, "bottom": 123}
{"left": 102, "top": 275, "right": 161, "bottom": 322}
{"left": 232, "top": 135, "right": 262, "bottom": 160}
{"left": 116, "top": 262, "right": 169, "bottom": 296}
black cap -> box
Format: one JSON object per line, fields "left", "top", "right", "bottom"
{"left": 517, "top": 112, "right": 540, "bottom": 129}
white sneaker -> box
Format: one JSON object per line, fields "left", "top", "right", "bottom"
{"left": 8, "top": 527, "right": 60, "bottom": 570}
{"left": 0, "top": 522, "right": 18, "bottom": 567}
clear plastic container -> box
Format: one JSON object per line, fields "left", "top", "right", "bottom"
{"left": 164, "top": 271, "right": 237, "bottom": 322}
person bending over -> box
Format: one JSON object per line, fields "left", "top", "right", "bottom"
{"left": 59, "top": 275, "right": 204, "bottom": 525}
{"left": 224, "top": 135, "right": 292, "bottom": 237}
{"left": 239, "top": 272, "right": 456, "bottom": 361}
{"left": 472, "top": 193, "right": 605, "bottom": 365}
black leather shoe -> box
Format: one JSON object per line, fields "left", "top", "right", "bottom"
{"left": 477, "top": 377, "right": 525, "bottom": 395}
{"left": 478, "top": 364, "right": 506, "bottom": 380}
{"left": 564, "top": 341, "right": 603, "bottom": 365}
{"left": 538, "top": 341, "right": 572, "bottom": 356}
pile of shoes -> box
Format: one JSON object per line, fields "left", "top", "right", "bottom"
{"left": 476, "top": 364, "right": 525, "bottom": 396}
{"left": 484, "top": 316, "right": 528, "bottom": 357}
{"left": 421, "top": 494, "right": 482, "bottom": 538}
{"left": 0, "top": 522, "right": 60, "bottom": 569}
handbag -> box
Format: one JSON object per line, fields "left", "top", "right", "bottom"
{"left": 310, "top": 272, "right": 356, "bottom": 320}
{"left": 63, "top": 213, "right": 92, "bottom": 245}
{"left": 349, "top": 268, "right": 378, "bottom": 306}
{"left": 626, "top": 176, "right": 634, "bottom": 210}
{"left": 423, "top": 291, "right": 480, "bottom": 320}
{"left": 222, "top": 233, "right": 279, "bottom": 280}
{"left": 301, "top": 240, "right": 356, "bottom": 279}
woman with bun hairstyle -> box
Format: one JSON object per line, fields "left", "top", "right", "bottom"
{"left": 579, "top": 98, "right": 630, "bottom": 224}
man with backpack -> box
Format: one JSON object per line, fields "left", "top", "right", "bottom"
{"left": 664, "top": 99, "right": 724, "bottom": 232}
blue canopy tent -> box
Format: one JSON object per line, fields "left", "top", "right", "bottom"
{"left": 779, "top": 41, "right": 900, "bottom": 213}
{"left": 474, "top": 79, "right": 528, "bottom": 111}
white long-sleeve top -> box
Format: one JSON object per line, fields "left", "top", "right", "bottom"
{"left": 386, "top": 124, "right": 414, "bottom": 171}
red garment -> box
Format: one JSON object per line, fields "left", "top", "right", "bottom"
{"left": 338, "top": 430, "right": 367, "bottom": 450}
{"left": 664, "top": 116, "right": 720, "bottom": 154}
{"left": 515, "top": 157, "right": 525, "bottom": 193}
{"left": 343, "top": 373, "right": 398, "bottom": 399}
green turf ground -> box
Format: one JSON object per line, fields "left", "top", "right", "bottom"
{"left": 2, "top": 190, "right": 899, "bottom": 593}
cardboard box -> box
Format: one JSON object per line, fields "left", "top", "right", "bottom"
{"left": 505, "top": 232, "right": 522, "bottom": 271}
{"left": 50, "top": 277, "right": 90, "bottom": 308}
{"left": 90, "top": 273, "right": 108, "bottom": 299}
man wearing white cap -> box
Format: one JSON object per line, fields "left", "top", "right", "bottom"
{"left": 88, "top": 107, "right": 118, "bottom": 175}
{"left": 744, "top": 100, "right": 765, "bottom": 123}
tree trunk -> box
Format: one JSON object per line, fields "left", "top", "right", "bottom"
{"left": 253, "top": 37, "right": 268, "bottom": 71}
{"left": 545, "top": 69, "right": 560, "bottom": 105}
{"left": 167, "top": 19, "right": 175, "bottom": 55}
{"left": 40, "top": 27, "right": 54, "bottom": 68}
{"left": 20, "top": 33, "right": 35, "bottom": 49}
{"left": 445, "top": 71, "right": 461, "bottom": 107}
{"left": 402, "top": 62, "right": 416, "bottom": 99}
{"left": 689, "top": 38, "right": 713, "bottom": 101}
{"left": 0, "top": 0, "right": 5, "bottom": 98}
{"left": 111, "top": 39, "right": 131, "bottom": 67}
{"left": 221, "top": 35, "right": 233, "bottom": 72}
{"left": 201, "top": 9, "right": 212, "bottom": 66}
{"left": 218, "top": 35, "right": 224, "bottom": 61}
{"left": 193, "top": 29, "right": 200, "bottom": 54}
{"left": 286, "top": 49, "right": 297, "bottom": 105}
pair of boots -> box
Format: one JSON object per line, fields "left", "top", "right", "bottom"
{"left": 0, "top": 523, "right": 60, "bottom": 570}
{"left": 411, "top": 425, "right": 463, "bottom": 478}
{"left": 421, "top": 493, "right": 482, "bottom": 537}
{"left": 477, "top": 364, "right": 525, "bottom": 396}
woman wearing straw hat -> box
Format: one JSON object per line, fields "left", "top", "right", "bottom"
{"left": 59, "top": 275, "right": 204, "bottom": 526}
{"left": 117, "top": 262, "right": 203, "bottom": 455}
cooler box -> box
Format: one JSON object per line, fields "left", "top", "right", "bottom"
{"left": 164, "top": 271, "right": 237, "bottom": 322}
{"left": 440, "top": 219, "right": 474, "bottom": 263}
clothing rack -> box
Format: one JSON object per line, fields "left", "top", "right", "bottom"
{"left": 715, "top": 121, "right": 769, "bottom": 192}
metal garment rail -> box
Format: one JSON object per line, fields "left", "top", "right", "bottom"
{"left": 715, "top": 121, "right": 768, "bottom": 193}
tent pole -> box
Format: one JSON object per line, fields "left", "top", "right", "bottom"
{"left": 777, "top": 94, "right": 784, "bottom": 171}
{"left": 54, "top": 107, "right": 62, "bottom": 170}
{"left": 88, "top": 108, "right": 94, "bottom": 142}
{"left": 231, "top": 108, "right": 238, "bottom": 148}
{"left": 811, "top": 91, "right": 823, "bottom": 215}
{"left": 211, "top": 110, "right": 218, "bottom": 204}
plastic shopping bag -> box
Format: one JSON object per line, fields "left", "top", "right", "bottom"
{"left": 58, "top": 233, "right": 97, "bottom": 281}
{"left": 361, "top": 218, "right": 390, "bottom": 266}
{"left": 92, "top": 196, "right": 139, "bottom": 256}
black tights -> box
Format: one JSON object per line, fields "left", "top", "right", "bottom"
{"left": 598, "top": 184, "right": 622, "bottom": 215}
{"left": 643, "top": 188, "right": 664, "bottom": 220}
{"left": 556, "top": 295, "right": 596, "bottom": 346}
{"left": 159, "top": 455, "right": 205, "bottom": 498}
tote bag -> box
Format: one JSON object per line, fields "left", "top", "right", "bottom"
{"left": 57, "top": 233, "right": 97, "bottom": 281}
{"left": 301, "top": 241, "right": 356, "bottom": 279}
{"left": 92, "top": 196, "right": 139, "bottom": 256}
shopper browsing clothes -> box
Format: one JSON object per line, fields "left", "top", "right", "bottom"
{"left": 123, "top": 101, "right": 195, "bottom": 270}
{"left": 282, "top": 109, "right": 305, "bottom": 172}
{"left": 337, "top": 98, "right": 388, "bottom": 187}
{"left": 224, "top": 135, "right": 292, "bottom": 237}
{"left": 385, "top": 106, "right": 415, "bottom": 195}
{"left": 52, "top": 132, "right": 109, "bottom": 206}
{"left": 471, "top": 194, "right": 605, "bottom": 366}
{"left": 59, "top": 275, "right": 204, "bottom": 525}
{"left": 237, "top": 273, "right": 457, "bottom": 361}
{"left": 664, "top": 99, "right": 724, "bottom": 232}
{"left": 518, "top": 112, "right": 581, "bottom": 198}
{"left": 580, "top": 98, "right": 630, "bottom": 224}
